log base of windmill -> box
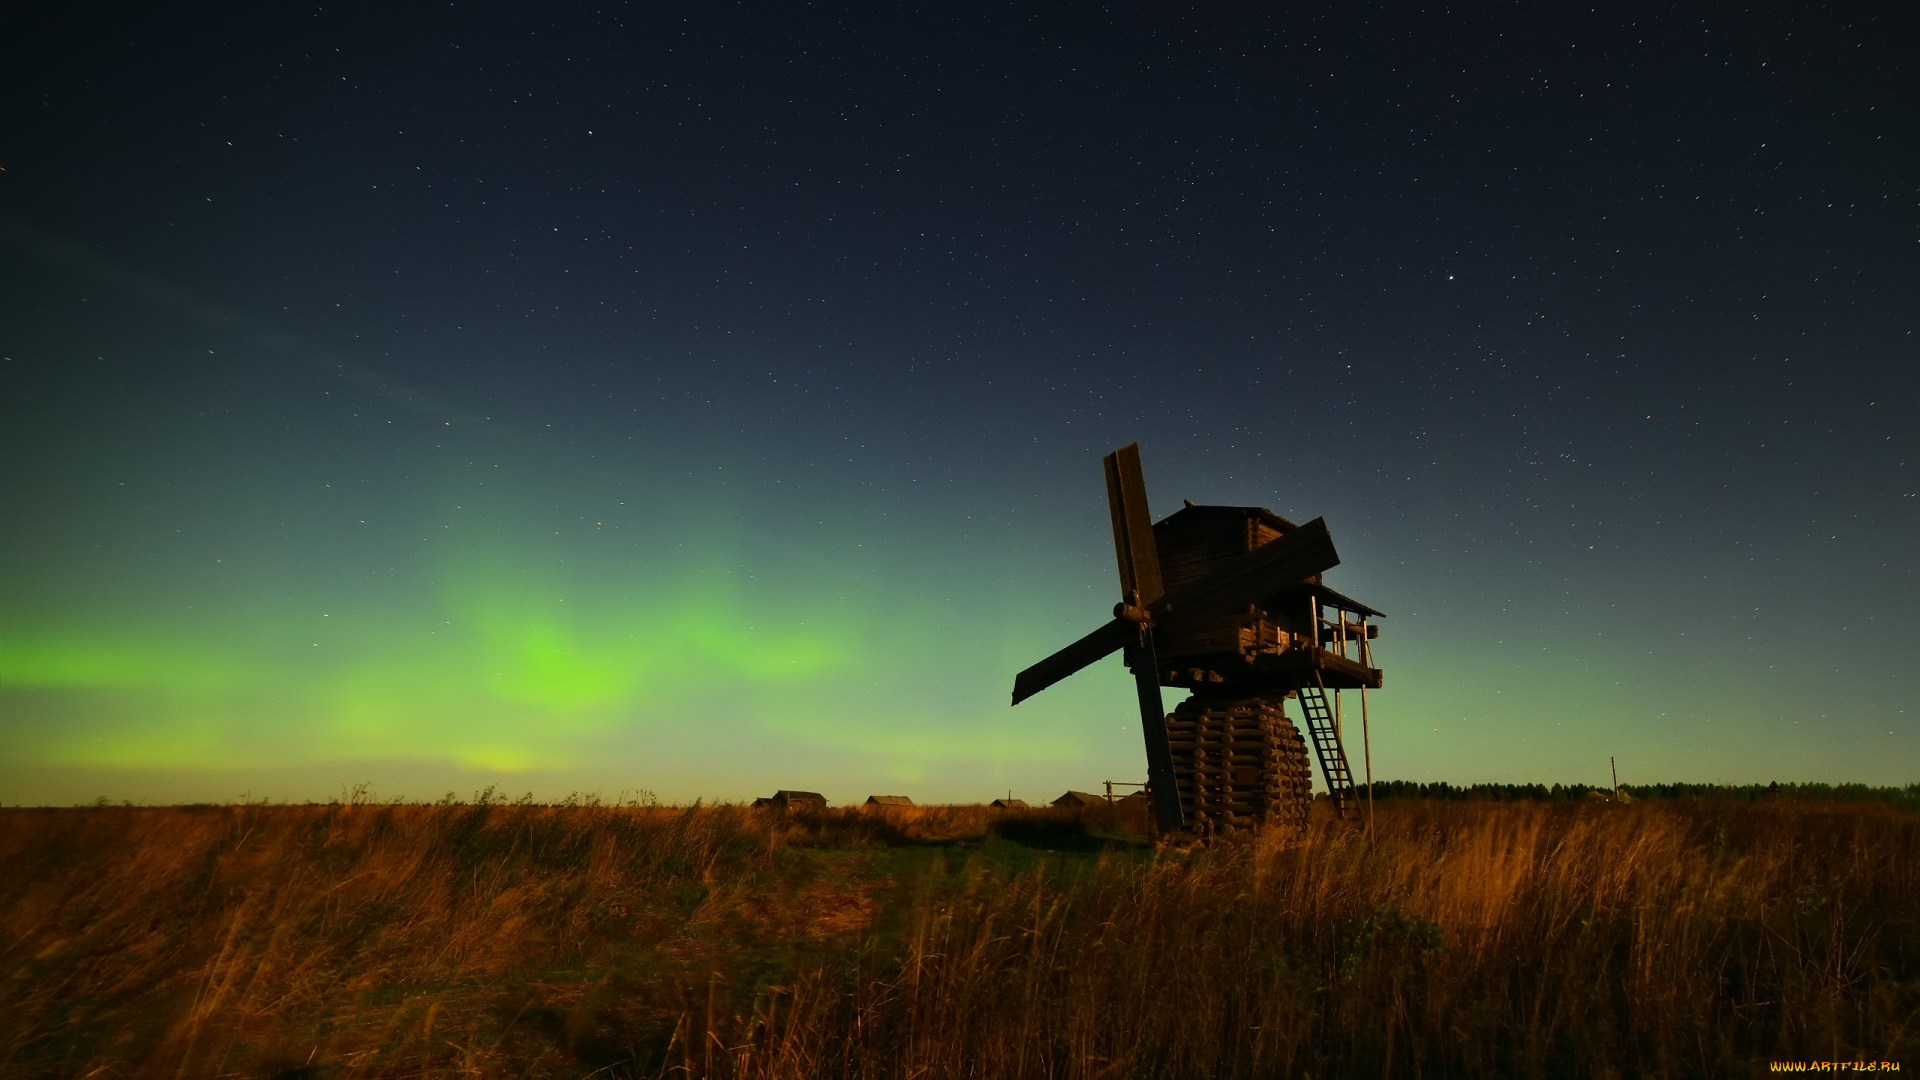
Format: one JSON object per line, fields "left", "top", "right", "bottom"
{"left": 1165, "top": 695, "right": 1313, "bottom": 834}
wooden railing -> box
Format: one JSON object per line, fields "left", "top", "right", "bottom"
{"left": 1311, "top": 597, "right": 1375, "bottom": 668}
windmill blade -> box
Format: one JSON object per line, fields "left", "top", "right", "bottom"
{"left": 1126, "top": 630, "right": 1185, "bottom": 833}
{"left": 1152, "top": 517, "right": 1340, "bottom": 636}
{"left": 1010, "top": 616, "right": 1133, "bottom": 706}
{"left": 1011, "top": 442, "right": 1172, "bottom": 707}
{"left": 1103, "top": 444, "right": 1165, "bottom": 606}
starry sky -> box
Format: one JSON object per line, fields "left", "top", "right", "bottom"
{"left": 1, "top": 1, "right": 1915, "bottom": 806}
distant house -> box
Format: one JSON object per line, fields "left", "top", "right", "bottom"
{"left": 1052, "top": 790, "right": 1106, "bottom": 808}
{"left": 990, "top": 797, "right": 1029, "bottom": 809}
{"left": 757, "top": 790, "right": 827, "bottom": 811}
{"left": 865, "top": 795, "right": 913, "bottom": 807}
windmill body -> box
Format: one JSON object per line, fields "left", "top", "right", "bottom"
{"left": 1012, "top": 444, "right": 1385, "bottom": 836}
{"left": 1151, "top": 503, "right": 1381, "bottom": 692}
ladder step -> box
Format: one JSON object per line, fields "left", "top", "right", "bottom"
{"left": 1297, "top": 682, "right": 1355, "bottom": 818}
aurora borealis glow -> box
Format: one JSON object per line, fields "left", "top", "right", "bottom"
{"left": 2, "top": 3, "right": 1915, "bottom": 804}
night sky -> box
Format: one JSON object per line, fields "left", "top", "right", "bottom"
{"left": 2, "top": 2, "right": 1914, "bottom": 806}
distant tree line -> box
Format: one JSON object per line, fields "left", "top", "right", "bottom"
{"left": 1359, "top": 780, "right": 1920, "bottom": 808}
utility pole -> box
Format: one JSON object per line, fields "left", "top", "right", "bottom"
{"left": 1611, "top": 756, "right": 1619, "bottom": 801}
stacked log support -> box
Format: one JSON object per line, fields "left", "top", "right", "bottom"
{"left": 1164, "top": 695, "right": 1313, "bottom": 833}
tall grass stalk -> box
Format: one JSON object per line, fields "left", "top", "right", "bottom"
{"left": 1, "top": 799, "right": 1913, "bottom": 1077}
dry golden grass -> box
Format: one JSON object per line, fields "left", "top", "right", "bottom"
{"left": 1, "top": 797, "right": 1914, "bottom": 1078}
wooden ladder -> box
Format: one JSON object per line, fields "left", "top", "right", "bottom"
{"left": 1298, "top": 679, "right": 1356, "bottom": 817}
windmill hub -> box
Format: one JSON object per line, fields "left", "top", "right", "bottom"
{"left": 1012, "top": 444, "right": 1385, "bottom": 837}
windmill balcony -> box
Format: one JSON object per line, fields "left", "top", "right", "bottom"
{"left": 1153, "top": 585, "right": 1383, "bottom": 693}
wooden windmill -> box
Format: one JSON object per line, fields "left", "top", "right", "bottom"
{"left": 1011, "top": 444, "right": 1385, "bottom": 835}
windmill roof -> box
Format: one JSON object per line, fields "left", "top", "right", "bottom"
{"left": 1296, "top": 581, "right": 1385, "bottom": 618}
{"left": 1155, "top": 505, "right": 1383, "bottom": 615}
{"left": 1156, "top": 503, "right": 1300, "bottom": 534}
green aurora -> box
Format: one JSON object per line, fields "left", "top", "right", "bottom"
{"left": 0, "top": 452, "right": 1129, "bottom": 801}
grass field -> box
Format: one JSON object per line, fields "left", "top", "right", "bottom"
{"left": 2, "top": 794, "right": 1915, "bottom": 1078}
